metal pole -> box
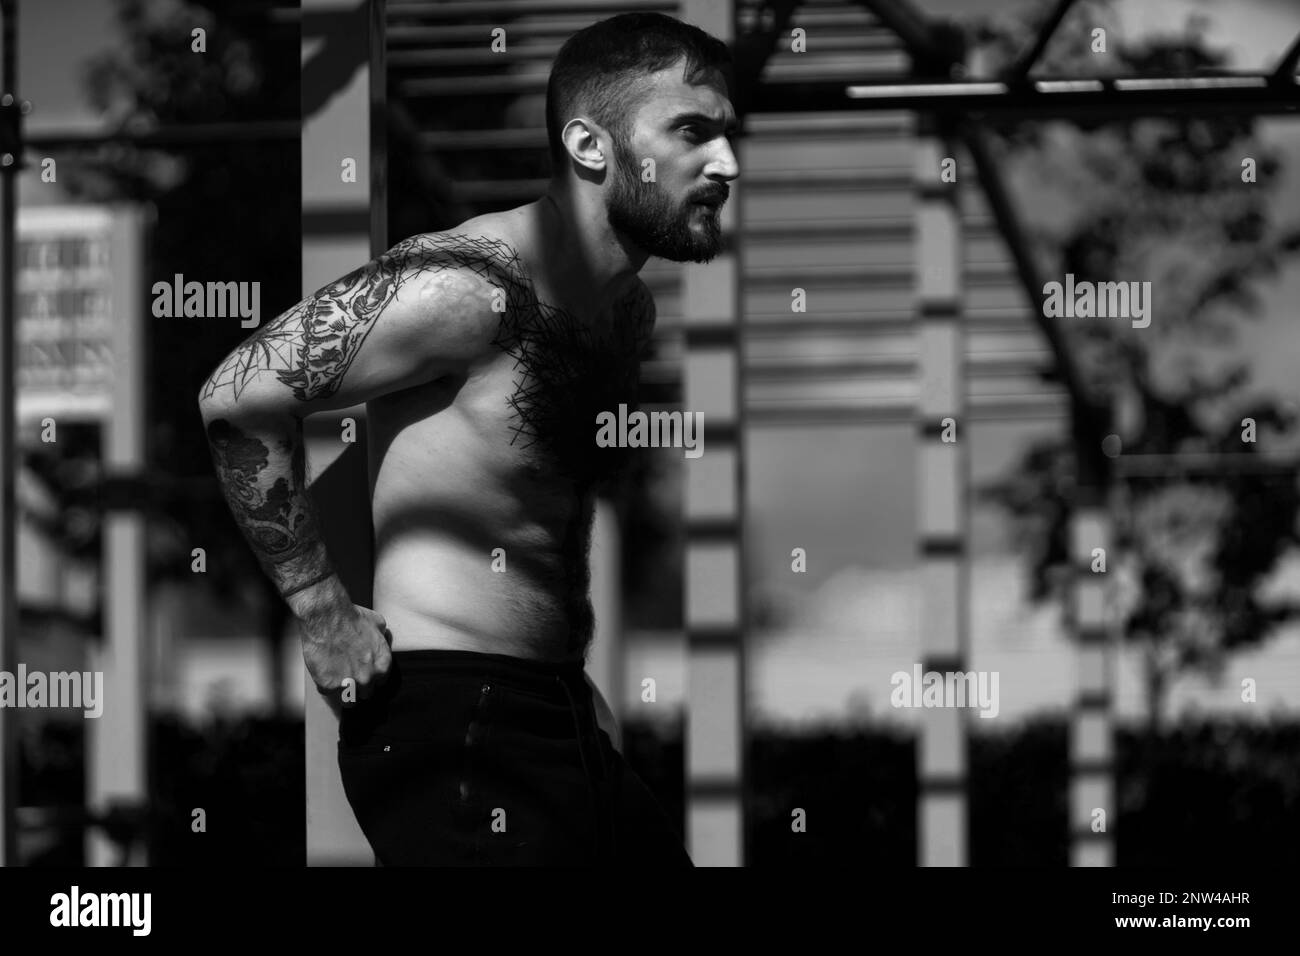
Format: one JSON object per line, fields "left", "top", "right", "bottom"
{"left": 745, "top": 72, "right": 1300, "bottom": 116}
{"left": 913, "top": 112, "right": 970, "bottom": 866}
{"left": 87, "top": 207, "right": 149, "bottom": 866}
{"left": 1068, "top": 395, "right": 1116, "bottom": 867}
{"left": 302, "top": 0, "right": 383, "bottom": 866}
{"left": 681, "top": 0, "right": 746, "bottom": 867}
{"left": 0, "top": 0, "right": 19, "bottom": 869}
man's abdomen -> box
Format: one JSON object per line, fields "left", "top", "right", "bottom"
{"left": 373, "top": 527, "right": 593, "bottom": 662}
{"left": 367, "top": 365, "right": 598, "bottom": 662}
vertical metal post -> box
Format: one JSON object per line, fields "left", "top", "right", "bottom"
{"left": 913, "top": 112, "right": 969, "bottom": 867}
{"left": 86, "top": 207, "right": 148, "bottom": 866}
{"left": 302, "top": 0, "right": 384, "bottom": 866}
{"left": 1069, "top": 399, "right": 1116, "bottom": 866}
{"left": 0, "top": 0, "right": 17, "bottom": 869}
{"left": 587, "top": 498, "right": 623, "bottom": 731}
{"left": 681, "top": 0, "right": 746, "bottom": 867}
{"left": 368, "top": 0, "right": 387, "bottom": 258}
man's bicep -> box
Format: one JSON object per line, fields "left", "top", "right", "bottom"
{"left": 281, "top": 261, "right": 498, "bottom": 414}
{"left": 198, "top": 249, "right": 496, "bottom": 417}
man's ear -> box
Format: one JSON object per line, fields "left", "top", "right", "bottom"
{"left": 560, "top": 117, "right": 608, "bottom": 173}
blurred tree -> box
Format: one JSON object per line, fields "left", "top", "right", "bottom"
{"left": 970, "top": 1, "right": 1300, "bottom": 729}
{"left": 28, "top": 0, "right": 308, "bottom": 709}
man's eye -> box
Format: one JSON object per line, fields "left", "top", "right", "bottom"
{"left": 681, "top": 126, "right": 705, "bottom": 140}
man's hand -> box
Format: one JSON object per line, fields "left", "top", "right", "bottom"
{"left": 299, "top": 600, "right": 393, "bottom": 702}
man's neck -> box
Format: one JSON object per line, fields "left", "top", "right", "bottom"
{"left": 537, "top": 184, "right": 646, "bottom": 313}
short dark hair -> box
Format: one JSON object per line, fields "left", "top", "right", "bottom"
{"left": 545, "top": 12, "right": 731, "bottom": 174}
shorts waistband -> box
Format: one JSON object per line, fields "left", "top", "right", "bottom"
{"left": 389, "top": 649, "right": 587, "bottom": 689}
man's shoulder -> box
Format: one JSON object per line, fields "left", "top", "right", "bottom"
{"left": 386, "top": 224, "right": 532, "bottom": 291}
{"left": 377, "top": 220, "right": 545, "bottom": 330}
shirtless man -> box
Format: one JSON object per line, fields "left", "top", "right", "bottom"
{"left": 196, "top": 12, "right": 737, "bottom": 866}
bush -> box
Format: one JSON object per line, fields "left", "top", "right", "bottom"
{"left": 21, "top": 712, "right": 1299, "bottom": 865}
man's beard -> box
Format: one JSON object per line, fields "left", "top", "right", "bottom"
{"left": 605, "top": 142, "right": 725, "bottom": 263}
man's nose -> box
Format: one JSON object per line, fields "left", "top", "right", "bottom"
{"left": 709, "top": 139, "right": 740, "bottom": 182}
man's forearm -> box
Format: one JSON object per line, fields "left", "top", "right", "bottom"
{"left": 199, "top": 408, "right": 348, "bottom": 619}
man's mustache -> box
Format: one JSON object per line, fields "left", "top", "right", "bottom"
{"left": 690, "top": 186, "right": 729, "bottom": 205}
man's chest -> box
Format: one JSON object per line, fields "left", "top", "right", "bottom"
{"left": 488, "top": 301, "right": 641, "bottom": 479}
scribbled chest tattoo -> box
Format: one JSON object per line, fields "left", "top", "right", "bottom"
{"left": 487, "top": 252, "right": 654, "bottom": 488}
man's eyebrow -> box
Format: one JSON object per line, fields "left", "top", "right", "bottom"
{"left": 667, "top": 111, "right": 739, "bottom": 134}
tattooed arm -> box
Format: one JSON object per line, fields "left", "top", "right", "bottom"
{"left": 197, "top": 234, "right": 502, "bottom": 692}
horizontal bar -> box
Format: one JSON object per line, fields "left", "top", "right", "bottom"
{"left": 918, "top": 776, "right": 967, "bottom": 795}
{"left": 745, "top": 354, "right": 1052, "bottom": 379}
{"left": 858, "top": 81, "right": 1011, "bottom": 98}
{"left": 687, "top": 518, "right": 741, "bottom": 541}
{"left": 920, "top": 655, "right": 967, "bottom": 674}
{"left": 683, "top": 326, "right": 739, "bottom": 348}
{"left": 741, "top": 218, "right": 913, "bottom": 240}
{"left": 387, "top": 0, "right": 673, "bottom": 17}
{"left": 747, "top": 358, "right": 912, "bottom": 379}
{"left": 416, "top": 128, "right": 548, "bottom": 151}
{"left": 743, "top": 403, "right": 1066, "bottom": 421}
{"left": 730, "top": 311, "right": 1031, "bottom": 334}
{"left": 387, "top": 47, "right": 562, "bottom": 68}
{"left": 834, "top": 74, "right": 1300, "bottom": 117}
{"left": 1113, "top": 76, "right": 1267, "bottom": 91}
{"left": 750, "top": 76, "right": 1300, "bottom": 115}
{"left": 1070, "top": 827, "right": 1113, "bottom": 842}
{"left": 687, "top": 778, "right": 742, "bottom": 800}
{"left": 743, "top": 114, "right": 911, "bottom": 136}
{"left": 303, "top": 206, "right": 370, "bottom": 236}
{"left": 387, "top": 21, "right": 602, "bottom": 42}
{"left": 398, "top": 74, "right": 548, "bottom": 96}
{"left": 1069, "top": 759, "right": 1113, "bottom": 777}
{"left": 688, "top": 626, "right": 744, "bottom": 648}
{"left": 734, "top": 168, "right": 911, "bottom": 189}
{"left": 25, "top": 121, "right": 299, "bottom": 150}
{"left": 1076, "top": 692, "right": 1112, "bottom": 710}
{"left": 920, "top": 536, "right": 965, "bottom": 557}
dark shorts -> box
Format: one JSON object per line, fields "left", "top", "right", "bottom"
{"left": 337, "top": 649, "right": 693, "bottom": 867}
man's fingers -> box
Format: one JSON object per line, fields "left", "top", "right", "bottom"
{"left": 374, "top": 640, "right": 393, "bottom": 674}
{"left": 354, "top": 670, "right": 377, "bottom": 700}
{"left": 353, "top": 650, "right": 394, "bottom": 699}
